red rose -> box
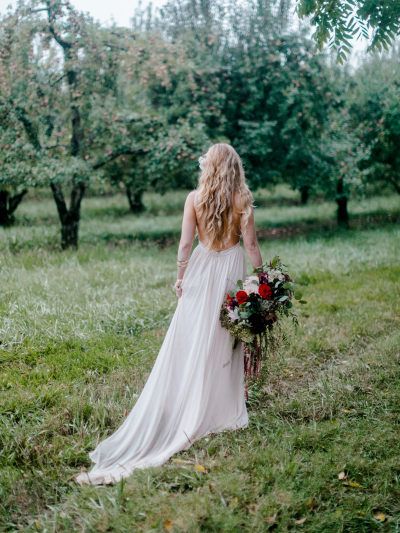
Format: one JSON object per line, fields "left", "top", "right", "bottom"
{"left": 236, "top": 290, "right": 248, "bottom": 304}
{"left": 259, "top": 283, "right": 273, "bottom": 300}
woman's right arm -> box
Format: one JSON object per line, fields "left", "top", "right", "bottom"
{"left": 240, "top": 205, "right": 263, "bottom": 270}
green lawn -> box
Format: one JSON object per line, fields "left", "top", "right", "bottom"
{"left": 3, "top": 188, "right": 399, "bottom": 251}
{"left": 0, "top": 193, "right": 399, "bottom": 531}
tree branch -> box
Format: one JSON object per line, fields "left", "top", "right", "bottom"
{"left": 92, "top": 147, "right": 146, "bottom": 170}
{"left": 70, "top": 182, "right": 86, "bottom": 212}
{"left": 50, "top": 182, "right": 68, "bottom": 221}
{"left": 46, "top": 0, "right": 72, "bottom": 50}
{"left": 14, "top": 105, "right": 42, "bottom": 151}
{"left": 49, "top": 73, "right": 68, "bottom": 87}
{"left": 8, "top": 190, "right": 28, "bottom": 214}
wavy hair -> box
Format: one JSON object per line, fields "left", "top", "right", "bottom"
{"left": 195, "top": 143, "right": 254, "bottom": 250}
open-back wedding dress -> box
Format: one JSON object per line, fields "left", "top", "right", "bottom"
{"left": 76, "top": 239, "right": 248, "bottom": 485}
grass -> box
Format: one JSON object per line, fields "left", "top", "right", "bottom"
{"left": 0, "top": 191, "right": 399, "bottom": 531}
{"left": 2, "top": 187, "right": 399, "bottom": 251}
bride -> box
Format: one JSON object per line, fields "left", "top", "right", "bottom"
{"left": 75, "top": 142, "right": 263, "bottom": 485}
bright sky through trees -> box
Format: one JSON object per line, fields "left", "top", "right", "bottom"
{"left": 0, "top": 0, "right": 369, "bottom": 64}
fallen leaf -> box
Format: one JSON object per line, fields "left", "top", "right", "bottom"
{"left": 194, "top": 463, "right": 207, "bottom": 473}
{"left": 163, "top": 519, "right": 173, "bottom": 531}
{"left": 294, "top": 517, "right": 307, "bottom": 525}
{"left": 265, "top": 514, "right": 277, "bottom": 525}
{"left": 305, "top": 497, "right": 317, "bottom": 510}
{"left": 229, "top": 497, "right": 239, "bottom": 509}
{"left": 171, "top": 458, "right": 193, "bottom": 465}
{"left": 344, "top": 480, "right": 362, "bottom": 488}
{"left": 373, "top": 512, "right": 386, "bottom": 522}
{"left": 248, "top": 503, "right": 258, "bottom": 513}
{"left": 338, "top": 471, "right": 347, "bottom": 480}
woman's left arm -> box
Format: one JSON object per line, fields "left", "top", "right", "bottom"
{"left": 175, "top": 191, "right": 196, "bottom": 297}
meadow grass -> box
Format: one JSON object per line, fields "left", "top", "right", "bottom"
{"left": 0, "top": 193, "right": 399, "bottom": 531}
{"left": 2, "top": 188, "right": 399, "bottom": 252}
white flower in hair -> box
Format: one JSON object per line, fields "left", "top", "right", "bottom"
{"left": 198, "top": 154, "right": 206, "bottom": 170}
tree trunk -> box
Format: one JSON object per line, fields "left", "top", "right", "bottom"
{"left": 47, "top": 7, "right": 85, "bottom": 250}
{"left": 0, "top": 191, "right": 11, "bottom": 226}
{"left": 126, "top": 185, "right": 145, "bottom": 213}
{"left": 388, "top": 175, "right": 400, "bottom": 194}
{"left": 61, "top": 216, "right": 79, "bottom": 249}
{"left": 300, "top": 185, "right": 310, "bottom": 205}
{"left": 0, "top": 189, "right": 27, "bottom": 226}
{"left": 336, "top": 178, "right": 349, "bottom": 228}
{"left": 51, "top": 182, "right": 85, "bottom": 250}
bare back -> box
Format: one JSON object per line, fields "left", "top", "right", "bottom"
{"left": 177, "top": 188, "right": 262, "bottom": 271}
{"left": 193, "top": 189, "right": 243, "bottom": 251}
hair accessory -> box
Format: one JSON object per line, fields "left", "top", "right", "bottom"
{"left": 198, "top": 154, "right": 206, "bottom": 169}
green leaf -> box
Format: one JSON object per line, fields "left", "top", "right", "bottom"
{"left": 270, "top": 255, "right": 281, "bottom": 269}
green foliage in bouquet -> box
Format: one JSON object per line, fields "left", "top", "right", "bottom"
{"left": 220, "top": 256, "right": 305, "bottom": 387}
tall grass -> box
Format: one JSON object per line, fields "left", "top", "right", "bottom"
{"left": 0, "top": 193, "right": 399, "bottom": 531}
{"left": 1, "top": 188, "right": 399, "bottom": 252}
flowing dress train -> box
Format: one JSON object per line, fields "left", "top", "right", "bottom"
{"left": 75, "top": 240, "right": 248, "bottom": 485}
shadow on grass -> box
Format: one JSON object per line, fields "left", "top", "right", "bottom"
{"left": 92, "top": 209, "right": 400, "bottom": 249}
{"left": 3, "top": 208, "right": 399, "bottom": 254}
{"left": 256, "top": 210, "right": 400, "bottom": 242}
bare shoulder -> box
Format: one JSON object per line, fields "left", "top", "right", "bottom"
{"left": 187, "top": 189, "right": 198, "bottom": 206}
{"left": 184, "top": 190, "right": 197, "bottom": 210}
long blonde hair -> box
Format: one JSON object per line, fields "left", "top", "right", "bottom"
{"left": 195, "top": 143, "right": 254, "bottom": 250}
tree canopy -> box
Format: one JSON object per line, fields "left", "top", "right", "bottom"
{"left": 1, "top": 0, "right": 399, "bottom": 246}
{"left": 296, "top": 0, "right": 400, "bottom": 61}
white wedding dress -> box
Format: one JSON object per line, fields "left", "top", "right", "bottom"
{"left": 76, "top": 239, "right": 249, "bottom": 485}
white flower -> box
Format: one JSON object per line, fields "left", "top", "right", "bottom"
{"left": 243, "top": 275, "right": 259, "bottom": 294}
{"left": 198, "top": 154, "right": 206, "bottom": 170}
{"left": 228, "top": 308, "right": 240, "bottom": 321}
{"left": 267, "top": 269, "right": 285, "bottom": 282}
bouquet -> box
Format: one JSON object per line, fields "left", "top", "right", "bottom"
{"left": 220, "top": 256, "right": 304, "bottom": 397}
